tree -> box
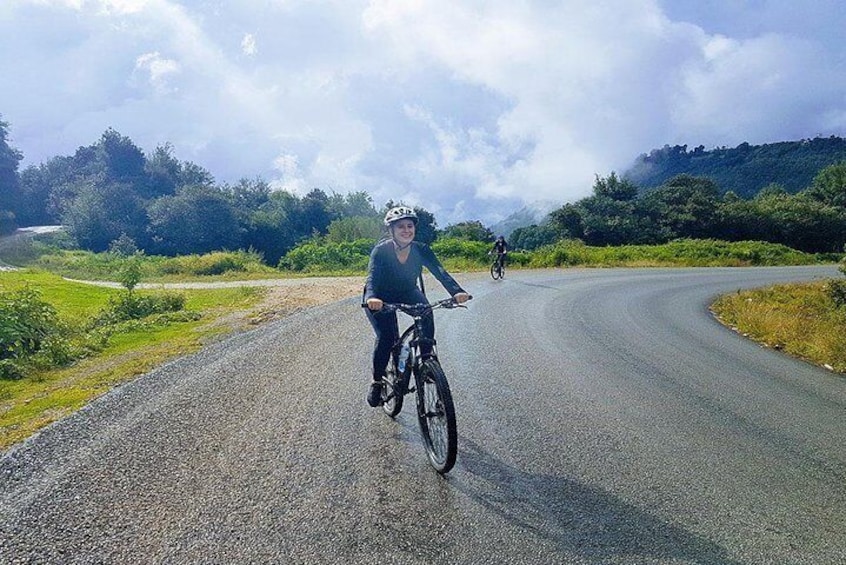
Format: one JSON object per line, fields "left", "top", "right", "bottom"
{"left": 179, "top": 161, "right": 215, "bottom": 188}
{"left": 592, "top": 172, "right": 638, "bottom": 201}
{"left": 510, "top": 224, "right": 558, "bottom": 250}
{"left": 714, "top": 195, "right": 765, "bottom": 243}
{"left": 577, "top": 196, "right": 646, "bottom": 246}
{"left": 244, "top": 191, "right": 300, "bottom": 265}
{"left": 441, "top": 220, "right": 493, "bottom": 242}
{"left": 716, "top": 188, "right": 846, "bottom": 252}
{"left": 325, "top": 216, "right": 383, "bottom": 243}
{"left": 0, "top": 117, "right": 23, "bottom": 233}
{"left": 17, "top": 164, "right": 58, "bottom": 225}
{"left": 412, "top": 206, "right": 437, "bottom": 244}
{"left": 227, "top": 177, "right": 271, "bottom": 214}
{"left": 548, "top": 203, "right": 585, "bottom": 240}
{"left": 806, "top": 161, "right": 846, "bottom": 207}
{"left": 326, "top": 191, "right": 378, "bottom": 218}
{"left": 96, "top": 128, "right": 146, "bottom": 184}
{"left": 62, "top": 181, "right": 149, "bottom": 252}
{"left": 749, "top": 191, "right": 846, "bottom": 252}
{"left": 294, "top": 189, "right": 333, "bottom": 238}
{"left": 147, "top": 185, "right": 241, "bottom": 255}
{"left": 143, "top": 143, "right": 182, "bottom": 199}
{"left": 625, "top": 137, "right": 846, "bottom": 197}
{"left": 26, "top": 154, "right": 91, "bottom": 221}
{"left": 638, "top": 174, "right": 721, "bottom": 241}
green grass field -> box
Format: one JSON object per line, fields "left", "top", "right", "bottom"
{"left": 0, "top": 269, "right": 265, "bottom": 449}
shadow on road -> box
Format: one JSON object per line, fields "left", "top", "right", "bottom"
{"left": 456, "top": 437, "right": 743, "bottom": 565}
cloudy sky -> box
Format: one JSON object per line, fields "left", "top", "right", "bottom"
{"left": 1, "top": 1, "right": 845, "bottom": 226}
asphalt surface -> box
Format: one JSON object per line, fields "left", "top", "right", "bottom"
{"left": 1, "top": 266, "right": 844, "bottom": 564}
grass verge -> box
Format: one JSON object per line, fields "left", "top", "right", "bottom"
{"left": 0, "top": 270, "right": 265, "bottom": 450}
{"left": 711, "top": 280, "right": 846, "bottom": 374}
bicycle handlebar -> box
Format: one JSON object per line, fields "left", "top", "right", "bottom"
{"left": 362, "top": 296, "right": 473, "bottom": 317}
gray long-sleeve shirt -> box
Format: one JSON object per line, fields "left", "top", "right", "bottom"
{"left": 363, "top": 239, "right": 465, "bottom": 303}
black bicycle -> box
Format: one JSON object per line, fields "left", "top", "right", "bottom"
{"left": 490, "top": 252, "right": 505, "bottom": 280}
{"left": 377, "top": 297, "right": 470, "bottom": 473}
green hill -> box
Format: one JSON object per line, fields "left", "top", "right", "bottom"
{"left": 624, "top": 136, "right": 846, "bottom": 197}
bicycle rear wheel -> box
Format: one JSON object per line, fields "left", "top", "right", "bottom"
{"left": 415, "top": 359, "right": 457, "bottom": 473}
{"left": 381, "top": 350, "right": 404, "bottom": 417}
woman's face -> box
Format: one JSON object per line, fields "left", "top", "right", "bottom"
{"left": 391, "top": 219, "right": 416, "bottom": 246}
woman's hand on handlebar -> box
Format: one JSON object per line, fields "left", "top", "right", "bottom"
{"left": 453, "top": 292, "right": 472, "bottom": 304}
{"left": 366, "top": 298, "right": 384, "bottom": 311}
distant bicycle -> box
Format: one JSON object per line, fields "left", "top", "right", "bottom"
{"left": 375, "top": 296, "right": 470, "bottom": 473}
{"left": 490, "top": 252, "right": 505, "bottom": 280}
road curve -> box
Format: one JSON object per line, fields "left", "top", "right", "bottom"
{"left": 1, "top": 266, "right": 844, "bottom": 564}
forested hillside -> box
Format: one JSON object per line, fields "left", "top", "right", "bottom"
{"left": 625, "top": 137, "right": 846, "bottom": 197}
{"left": 2, "top": 113, "right": 846, "bottom": 260}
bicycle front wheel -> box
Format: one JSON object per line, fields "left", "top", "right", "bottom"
{"left": 415, "top": 359, "right": 457, "bottom": 473}
{"left": 490, "top": 262, "right": 501, "bottom": 280}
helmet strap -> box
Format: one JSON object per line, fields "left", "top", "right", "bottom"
{"left": 392, "top": 237, "right": 412, "bottom": 251}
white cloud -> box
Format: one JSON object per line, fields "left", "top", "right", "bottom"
{"left": 2, "top": 0, "right": 845, "bottom": 226}
{"left": 241, "top": 33, "right": 257, "bottom": 56}
{"left": 24, "top": 0, "right": 149, "bottom": 13}
{"left": 271, "top": 153, "right": 307, "bottom": 194}
{"left": 133, "top": 51, "right": 180, "bottom": 95}
{"left": 674, "top": 33, "right": 846, "bottom": 144}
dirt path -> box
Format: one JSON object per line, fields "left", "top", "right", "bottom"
{"left": 64, "top": 275, "right": 367, "bottom": 331}
{"left": 220, "top": 277, "right": 364, "bottom": 328}
{"left": 65, "top": 271, "right": 487, "bottom": 331}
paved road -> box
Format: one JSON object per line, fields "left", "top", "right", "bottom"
{"left": 1, "top": 267, "right": 844, "bottom": 564}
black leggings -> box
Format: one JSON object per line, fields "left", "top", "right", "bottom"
{"left": 365, "top": 288, "right": 434, "bottom": 380}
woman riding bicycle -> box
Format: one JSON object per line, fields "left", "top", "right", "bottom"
{"left": 491, "top": 235, "right": 508, "bottom": 268}
{"left": 363, "top": 206, "right": 471, "bottom": 407}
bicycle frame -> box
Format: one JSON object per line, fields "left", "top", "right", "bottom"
{"left": 381, "top": 299, "right": 455, "bottom": 401}
{"left": 374, "top": 297, "right": 467, "bottom": 472}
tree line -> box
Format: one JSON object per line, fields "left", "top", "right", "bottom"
{"left": 0, "top": 119, "right": 397, "bottom": 264}
{"left": 511, "top": 168, "right": 846, "bottom": 253}
{"left": 2, "top": 115, "right": 846, "bottom": 260}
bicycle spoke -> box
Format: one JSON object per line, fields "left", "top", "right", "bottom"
{"left": 416, "top": 360, "right": 457, "bottom": 473}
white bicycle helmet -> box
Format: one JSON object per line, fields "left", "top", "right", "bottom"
{"left": 383, "top": 206, "right": 418, "bottom": 226}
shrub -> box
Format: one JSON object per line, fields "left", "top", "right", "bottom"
{"left": 0, "top": 359, "right": 24, "bottom": 380}
{"left": 431, "top": 238, "right": 489, "bottom": 261}
{"left": 108, "top": 234, "right": 139, "bottom": 256}
{"left": 528, "top": 238, "right": 821, "bottom": 268}
{"left": 279, "top": 238, "right": 374, "bottom": 272}
{"left": 159, "top": 250, "right": 266, "bottom": 276}
{"left": 826, "top": 279, "right": 846, "bottom": 308}
{"left": 0, "top": 288, "right": 59, "bottom": 361}
{"left": 0, "top": 288, "right": 61, "bottom": 379}
{"left": 94, "top": 292, "right": 186, "bottom": 326}
{"left": 828, "top": 255, "right": 846, "bottom": 308}
{"left": 118, "top": 253, "right": 144, "bottom": 292}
